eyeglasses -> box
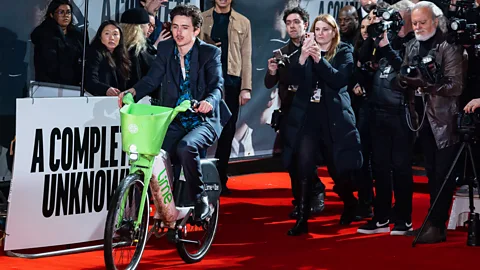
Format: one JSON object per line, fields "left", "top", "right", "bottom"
{"left": 56, "top": 10, "right": 72, "bottom": 16}
{"left": 148, "top": 23, "right": 156, "bottom": 29}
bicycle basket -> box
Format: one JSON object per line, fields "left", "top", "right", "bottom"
{"left": 120, "top": 99, "right": 190, "bottom": 156}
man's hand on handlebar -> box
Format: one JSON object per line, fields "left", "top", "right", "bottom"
{"left": 195, "top": 100, "right": 213, "bottom": 114}
{"left": 118, "top": 88, "right": 136, "bottom": 108}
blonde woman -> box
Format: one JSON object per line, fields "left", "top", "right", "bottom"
{"left": 120, "top": 8, "right": 156, "bottom": 89}
{"left": 283, "top": 14, "right": 362, "bottom": 236}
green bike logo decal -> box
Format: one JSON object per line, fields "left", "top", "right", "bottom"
{"left": 157, "top": 168, "right": 173, "bottom": 204}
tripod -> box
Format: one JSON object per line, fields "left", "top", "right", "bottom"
{"left": 412, "top": 132, "right": 479, "bottom": 247}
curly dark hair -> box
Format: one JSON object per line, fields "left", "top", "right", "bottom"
{"left": 91, "top": 20, "right": 131, "bottom": 81}
{"left": 169, "top": 4, "right": 203, "bottom": 29}
{"left": 283, "top": 6, "right": 309, "bottom": 28}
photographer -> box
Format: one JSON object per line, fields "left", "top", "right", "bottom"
{"left": 264, "top": 7, "right": 326, "bottom": 220}
{"left": 356, "top": 0, "right": 417, "bottom": 236}
{"left": 396, "top": 1, "right": 467, "bottom": 243}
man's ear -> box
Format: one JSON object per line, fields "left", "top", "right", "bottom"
{"left": 194, "top": 27, "right": 201, "bottom": 37}
{"left": 433, "top": 17, "right": 439, "bottom": 28}
{"left": 304, "top": 21, "right": 308, "bottom": 31}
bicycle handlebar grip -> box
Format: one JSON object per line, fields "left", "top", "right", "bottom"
{"left": 122, "top": 92, "right": 135, "bottom": 105}
{"left": 191, "top": 99, "right": 200, "bottom": 109}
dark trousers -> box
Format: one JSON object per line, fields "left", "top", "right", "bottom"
{"left": 370, "top": 109, "right": 414, "bottom": 222}
{"left": 162, "top": 121, "right": 216, "bottom": 195}
{"left": 215, "top": 83, "right": 241, "bottom": 185}
{"left": 420, "top": 122, "right": 459, "bottom": 228}
{"left": 355, "top": 101, "right": 374, "bottom": 205}
{"left": 293, "top": 117, "right": 356, "bottom": 210}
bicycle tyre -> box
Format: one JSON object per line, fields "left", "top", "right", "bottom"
{"left": 104, "top": 173, "right": 149, "bottom": 270}
{"left": 176, "top": 199, "right": 219, "bottom": 264}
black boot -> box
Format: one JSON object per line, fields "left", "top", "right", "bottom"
{"left": 288, "top": 179, "right": 310, "bottom": 236}
{"left": 335, "top": 182, "right": 358, "bottom": 225}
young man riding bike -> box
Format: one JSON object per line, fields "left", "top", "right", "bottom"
{"left": 118, "top": 4, "right": 226, "bottom": 221}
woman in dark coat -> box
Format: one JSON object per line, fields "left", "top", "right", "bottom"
{"left": 31, "top": 0, "right": 85, "bottom": 86}
{"left": 284, "top": 14, "right": 363, "bottom": 236}
{"left": 85, "top": 20, "right": 131, "bottom": 96}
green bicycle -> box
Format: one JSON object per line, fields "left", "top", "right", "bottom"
{"left": 103, "top": 93, "right": 221, "bottom": 269}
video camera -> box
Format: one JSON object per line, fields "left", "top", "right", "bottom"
{"left": 457, "top": 110, "right": 480, "bottom": 137}
{"left": 399, "top": 54, "right": 441, "bottom": 83}
{"left": 367, "top": 8, "right": 404, "bottom": 38}
{"left": 433, "top": 0, "right": 480, "bottom": 50}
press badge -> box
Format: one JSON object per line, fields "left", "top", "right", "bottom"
{"left": 288, "top": 85, "right": 298, "bottom": 92}
{"left": 310, "top": 88, "right": 322, "bottom": 103}
{"left": 379, "top": 65, "right": 392, "bottom": 79}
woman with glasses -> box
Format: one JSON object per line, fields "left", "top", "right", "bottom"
{"left": 31, "top": 0, "right": 86, "bottom": 86}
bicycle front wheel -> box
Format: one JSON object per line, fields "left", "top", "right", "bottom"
{"left": 104, "top": 173, "right": 150, "bottom": 270}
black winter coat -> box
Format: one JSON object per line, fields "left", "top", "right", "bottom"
{"left": 282, "top": 42, "right": 363, "bottom": 174}
{"left": 126, "top": 44, "right": 155, "bottom": 89}
{"left": 31, "top": 18, "right": 85, "bottom": 86}
{"left": 85, "top": 44, "right": 127, "bottom": 96}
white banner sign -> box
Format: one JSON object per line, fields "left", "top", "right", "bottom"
{"left": 5, "top": 96, "right": 128, "bottom": 250}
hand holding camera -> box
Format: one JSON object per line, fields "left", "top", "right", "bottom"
{"left": 267, "top": 58, "right": 279, "bottom": 75}
{"left": 398, "top": 67, "right": 427, "bottom": 89}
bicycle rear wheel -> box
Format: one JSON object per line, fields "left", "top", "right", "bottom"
{"left": 104, "top": 174, "right": 149, "bottom": 270}
{"left": 176, "top": 200, "right": 219, "bottom": 263}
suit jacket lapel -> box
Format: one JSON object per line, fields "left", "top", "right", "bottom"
{"left": 190, "top": 43, "right": 199, "bottom": 97}
{"left": 170, "top": 52, "right": 181, "bottom": 90}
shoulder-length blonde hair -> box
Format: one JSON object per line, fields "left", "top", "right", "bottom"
{"left": 310, "top": 14, "right": 340, "bottom": 62}
{"left": 120, "top": 23, "right": 147, "bottom": 57}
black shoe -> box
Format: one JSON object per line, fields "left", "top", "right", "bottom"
{"left": 339, "top": 202, "right": 358, "bottom": 225}
{"left": 354, "top": 203, "right": 373, "bottom": 221}
{"left": 357, "top": 218, "right": 390, "bottom": 234}
{"left": 391, "top": 221, "right": 413, "bottom": 236}
{"left": 416, "top": 223, "right": 447, "bottom": 244}
{"left": 287, "top": 219, "right": 308, "bottom": 236}
{"left": 310, "top": 192, "right": 325, "bottom": 215}
{"left": 195, "top": 192, "right": 213, "bottom": 220}
{"left": 287, "top": 178, "right": 310, "bottom": 236}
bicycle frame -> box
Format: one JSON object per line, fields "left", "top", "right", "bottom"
{"left": 118, "top": 154, "right": 155, "bottom": 231}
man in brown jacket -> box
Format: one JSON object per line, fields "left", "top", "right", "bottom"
{"left": 200, "top": 0, "right": 252, "bottom": 195}
{"left": 396, "top": 1, "right": 467, "bottom": 244}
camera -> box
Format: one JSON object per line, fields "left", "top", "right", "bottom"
{"left": 367, "top": 8, "right": 404, "bottom": 38}
{"left": 272, "top": 48, "right": 299, "bottom": 68}
{"left": 399, "top": 55, "right": 440, "bottom": 84}
{"left": 436, "top": 0, "right": 480, "bottom": 51}
{"left": 457, "top": 110, "right": 480, "bottom": 136}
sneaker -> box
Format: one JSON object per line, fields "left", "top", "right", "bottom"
{"left": 390, "top": 222, "right": 413, "bottom": 236}
{"left": 357, "top": 218, "right": 390, "bottom": 234}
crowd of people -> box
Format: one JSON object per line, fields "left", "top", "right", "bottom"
{"left": 31, "top": 0, "right": 480, "bottom": 245}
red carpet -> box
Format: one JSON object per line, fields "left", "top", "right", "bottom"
{"left": 1, "top": 168, "right": 478, "bottom": 269}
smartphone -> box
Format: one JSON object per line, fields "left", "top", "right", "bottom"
{"left": 162, "top": 21, "right": 172, "bottom": 35}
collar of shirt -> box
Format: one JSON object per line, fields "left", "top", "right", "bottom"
{"left": 174, "top": 45, "right": 193, "bottom": 65}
